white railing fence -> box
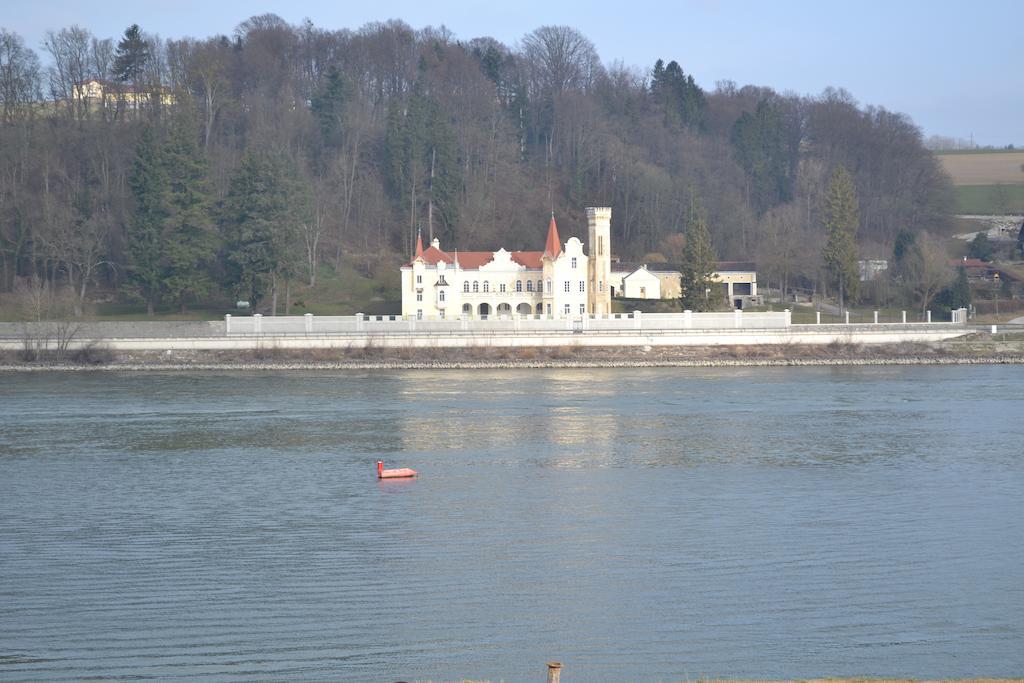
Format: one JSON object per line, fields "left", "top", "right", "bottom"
{"left": 223, "top": 308, "right": 965, "bottom": 336}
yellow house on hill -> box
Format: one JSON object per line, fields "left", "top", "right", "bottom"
{"left": 72, "top": 79, "right": 175, "bottom": 109}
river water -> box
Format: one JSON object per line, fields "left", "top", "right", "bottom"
{"left": 1, "top": 366, "right": 1022, "bottom": 682}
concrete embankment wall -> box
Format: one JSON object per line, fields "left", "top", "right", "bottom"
{"left": 0, "top": 322, "right": 969, "bottom": 351}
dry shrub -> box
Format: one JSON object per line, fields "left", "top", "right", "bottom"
{"left": 70, "top": 343, "right": 115, "bottom": 365}
{"left": 517, "top": 346, "right": 539, "bottom": 360}
{"left": 546, "top": 346, "right": 576, "bottom": 360}
{"left": 249, "top": 345, "right": 286, "bottom": 361}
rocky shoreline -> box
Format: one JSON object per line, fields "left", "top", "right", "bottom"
{"left": 2, "top": 342, "right": 1024, "bottom": 371}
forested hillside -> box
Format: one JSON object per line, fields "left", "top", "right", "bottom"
{"left": 0, "top": 16, "right": 955, "bottom": 315}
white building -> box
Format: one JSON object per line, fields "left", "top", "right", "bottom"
{"left": 401, "top": 207, "right": 613, "bottom": 319}
{"left": 621, "top": 266, "right": 663, "bottom": 299}
{"left": 858, "top": 259, "right": 889, "bottom": 282}
{"left": 611, "top": 261, "right": 759, "bottom": 308}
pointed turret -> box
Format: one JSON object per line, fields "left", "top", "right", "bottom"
{"left": 543, "top": 213, "right": 562, "bottom": 259}
{"left": 414, "top": 229, "right": 424, "bottom": 259}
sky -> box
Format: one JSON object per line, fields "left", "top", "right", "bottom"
{"left": 6, "top": 0, "right": 1022, "bottom": 146}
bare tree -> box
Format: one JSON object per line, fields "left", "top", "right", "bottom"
{"left": 901, "top": 232, "right": 953, "bottom": 318}
{"left": 185, "top": 38, "right": 231, "bottom": 148}
{"left": 43, "top": 202, "right": 112, "bottom": 317}
{"left": 520, "top": 25, "right": 601, "bottom": 99}
{"left": 43, "top": 26, "right": 94, "bottom": 121}
{"left": 0, "top": 29, "right": 42, "bottom": 123}
{"left": 756, "top": 202, "right": 804, "bottom": 303}
{"left": 303, "top": 175, "right": 332, "bottom": 286}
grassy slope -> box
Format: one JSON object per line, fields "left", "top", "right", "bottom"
{"left": 0, "top": 259, "right": 403, "bottom": 322}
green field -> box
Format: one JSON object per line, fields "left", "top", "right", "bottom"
{"left": 954, "top": 185, "right": 1024, "bottom": 214}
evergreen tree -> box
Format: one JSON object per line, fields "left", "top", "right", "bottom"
{"left": 113, "top": 24, "right": 150, "bottom": 84}
{"left": 426, "top": 105, "right": 462, "bottom": 244}
{"left": 384, "top": 91, "right": 462, "bottom": 245}
{"left": 730, "top": 99, "right": 796, "bottom": 214}
{"left": 162, "top": 118, "right": 216, "bottom": 312}
{"left": 822, "top": 166, "right": 860, "bottom": 310}
{"left": 220, "top": 149, "right": 305, "bottom": 311}
{"left": 967, "top": 232, "right": 993, "bottom": 261}
{"left": 891, "top": 229, "right": 922, "bottom": 305}
{"left": 126, "top": 125, "right": 168, "bottom": 315}
{"left": 679, "top": 196, "right": 717, "bottom": 311}
{"left": 384, "top": 102, "right": 412, "bottom": 207}
{"left": 893, "top": 229, "right": 917, "bottom": 266}
{"left": 310, "top": 66, "right": 349, "bottom": 149}
{"left": 650, "top": 59, "right": 706, "bottom": 130}
{"left": 475, "top": 43, "right": 503, "bottom": 85}
{"left": 950, "top": 266, "right": 972, "bottom": 310}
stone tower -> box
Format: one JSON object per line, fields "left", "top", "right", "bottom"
{"left": 586, "top": 207, "right": 612, "bottom": 315}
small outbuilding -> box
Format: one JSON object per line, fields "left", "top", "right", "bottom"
{"left": 621, "top": 266, "right": 663, "bottom": 299}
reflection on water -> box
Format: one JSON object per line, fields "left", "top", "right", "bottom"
{"left": 1, "top": 366, "right": 1023, "bottom": 682}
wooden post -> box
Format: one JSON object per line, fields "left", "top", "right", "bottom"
{"left": 546, "top": 661, "right": 562, "bottom": 683}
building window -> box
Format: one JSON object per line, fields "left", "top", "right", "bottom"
{"left": 463, "top": 282, "right": 469, "bottom": 292}
{"left": 439, "top": 290, "right": 445, "bottom": 302}
{"left": 571, "top": 257, "right": 577, "bottom": 268}
{"left": 515, "top": 280, "right": 522, "bottom": 292}
{"left": 416, "top": 274, "right": 422, "bottom": 284}
{"left": 564, "top": 303, "right": 571, "bottom": 315}
{"left": 499, "top": 283, "right": 506, "bottom": 293}
{"left": 483, "top": 281, "right": 490, "bottom": 292}
{"left": 579, "top": 281, "right": 585, "bottom": 293}
{"left": 546, "top": 304, "right": 551, "bottom": 315}
{"left": 599, "top": 280, "right": 603, "bottom": 292}
{"left": 598, "top": 236, "right": 604, "bottom": 255}
{"left": 416, "top": 310, "right": 423, "bottom": 319}
{"left": 526, "top": 280, "right": 534, "bottom": 292}
{"left": 563, "top": 280, "right": 570, "bottom": 293}
{"left": 546, "top": 278, "right": 551, "bottom": 294}
{"left": 416, "top": 293, "right": 423, "bottom": 302}
{"left": 580, "top": 304, "right": 586, "bottom": 314}
{"left": 473, "top": 281, "right": 479, "bottom": 292}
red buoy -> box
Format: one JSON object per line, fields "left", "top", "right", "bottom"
{"left": 377, "top": 460, "right": 416, "bottom": 479}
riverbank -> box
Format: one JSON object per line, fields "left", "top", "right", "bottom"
{"left": 3, "top": 340, "right": 1024, "bottom": 371}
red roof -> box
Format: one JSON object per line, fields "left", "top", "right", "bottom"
{"left": 405, "top": 215, "right": 554, "bottom": 269}
{"left": 511, "top": 251, "right": 543, "bottom": 268}
{"left": 410, "top": 246, "right": 543, "bottom": 270}
{"left": 544, "top": 214, "right": 562, "bottom": 259}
